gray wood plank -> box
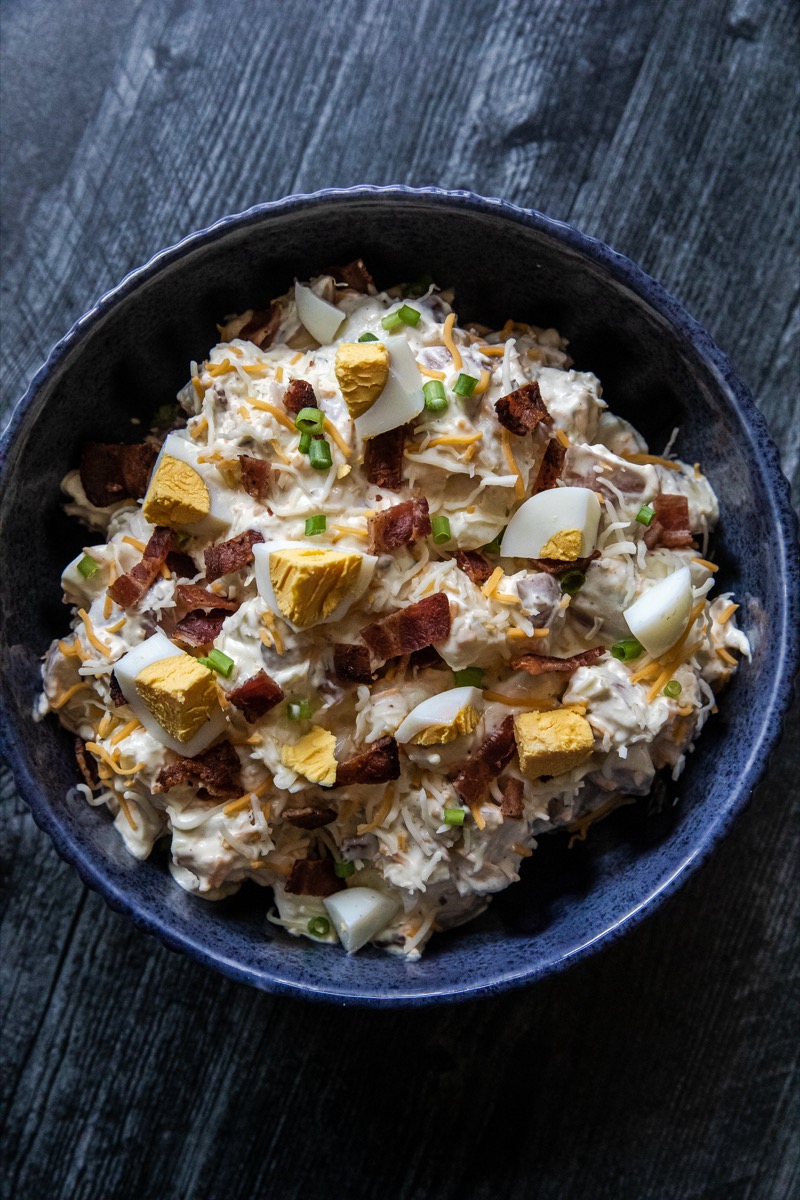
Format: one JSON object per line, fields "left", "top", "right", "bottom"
{"left": 1, "top": 1, "right": 797, "bottom": 1198}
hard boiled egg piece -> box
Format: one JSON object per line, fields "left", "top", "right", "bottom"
{"left": 323, "top": 887, "right": 400, "bottom": 953}
{"left": 623, "top": 566, "right": 692, "bottom": 658}
{"left": 394, "top": 686, "right": 483, "bottom": 745}
{"left": 354, "top": 336, "right": 425, "bottom": 439}
{"left": 114, "top": 630, "right": 227, "bottom": 756}
{"left": 143, "top": 433, "right": 234, "bottom": 537}
{"left": 500, "top": 487, "right": 601, "bottom": 561}
{"left": 253, "top": 540, "right": 377, "bottom": 630}
{"left": 295, "top": 282, "right": 345, "bottom": 344}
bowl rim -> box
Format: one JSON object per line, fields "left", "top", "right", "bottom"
{"left": 1, "top": 184, "right": 798, "bottom": 1006}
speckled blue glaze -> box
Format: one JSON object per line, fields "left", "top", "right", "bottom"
{"left": 1, "top": 187, "right": 797, "bottom": 1006}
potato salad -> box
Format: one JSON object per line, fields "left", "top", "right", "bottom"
{"left": 38, "top": 261, "right": 749, "bottom": 957}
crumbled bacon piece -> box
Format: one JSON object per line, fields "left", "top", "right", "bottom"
{"left": 107, "top": 527, "right": 173, "bottom": 607}
{"left": 79, "top": 442, "right": 158, "bottom": 508}
{"left": 238, "top": 304, "right": 281, "bottom": 349}
{"left": 283, "top": 805, "right": 337, "bottom": 830}
{"left": 361, "top": 593, "right": 451, "bottom": 660}
{"left": 74, "top": 737, "right": 98, "bottom": 789}
{"left": 453, "top": 716, "right": 516, "bottom": 806}
{"left": 109, "top": 673, "right": 127, "bottom": 708}
{"left": 204, "top": 529, "right": 264, "bottom": 583}
{"left": 173, "top": 610, "right": 229, "bottom": 647}
{"left": 284, "top": 857, "right": 344, "bottom": 897}
{"left": 532, "top": 437, "right": 566, "bottom": 493}
{"left": 166, "top": 551, "right": 198, "bottom": 579}
{"left": 331, "top": 258, "right": 375, "bottom": 293}
{"left": 500, "top": 777, "right": 525, "bottom": 819}
{"left": 512, "top": 647, "right": 606, "bottom": 675}
{"left": 239, "top": 455, "right": 271, "bottom": 502}
{"left": 530, "top": 550, "right": 600, "bottom": 576}
{"left": 333, "top": 643, "right": 374, "bottom": 684}
{"left": 408, "top": 645, "right": 445, "bottom": 670}
{"left": 175, "top": 585, "right": 238, "bottom": 612}
{"left": 283, "top": 378, "right": 317, "bottom": 415}
{"left": 455, "top": 549, "right": 493, "bottom": 586}
{"left": 334, "top": 736, "right": 400, "bottom": 788}
{"left": 367, "top": 498, "right": 431, "bottom": 555}
{"left": 227, "top": 670, "right": 285, "bottom": 722}
{"left": 495, "top": 382, "right": 553, "bottom": 437}
{"left": 644, "top": 494, "right": 694, "bottom": 550}
{"left": 363, "top": 425, "right": 407, "bottom": 492}
{"left": 153, "top": 740, "right": 241, "bottom": 798}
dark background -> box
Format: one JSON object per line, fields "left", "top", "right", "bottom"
{"left": 1, "top": 2, "right": 798, "bottom": 1198}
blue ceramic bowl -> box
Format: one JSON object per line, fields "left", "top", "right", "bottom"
{"left": 1, "top": 187, "right": 797, "bottom": 1005}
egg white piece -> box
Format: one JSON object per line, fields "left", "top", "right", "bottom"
{"left": 500, "top": 487, "right": 602, "bottom": 560}
{"left": 114, "top": 630, "right": 227, "bottom": 756}
{"left": 394, "top": 686, "right": 484, "bottom": 744}
{"left": 624, "top": 566, "right": 692, "bottom": 658}
{"left": 252, "top": 540, "right": 378, "bottom": 631}
{"left": 154, "top": 432, "right": 235, "bottom": 537}
{"left": 354, "top": 335, "right": 424, "bottom": 439}
{"left": 323, "top": 887, "right": 400, "bottom": 953}
{"left": 295, "top": 282, "right": 344, "bottom": 344}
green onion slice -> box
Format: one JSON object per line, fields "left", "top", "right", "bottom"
{"left": 298, "top": 431, "right": 312, "bottom": 454}
{"left": 334, "top": 861, "right": 355, "bottom": 878}
{"left": 398, "top": 304, "right": 421, "bottom": 326}
{"left": 295, "top": 407, "right": 324, "bottom": 434}
{"left": 431, "top": 515, "right": 451, "bottom": 544}
{"left": 423, "top": 379, "right": 448, "bottom": 413}
{"left": 197, "top": 649, "right": 234, "bottom": 678}
{"left": 560, "top": 570, "right": 586, "bottom": 596}
{"left": 453, "top": 373, "right": 478, "bottom": 397}
{"left": 611, "top": 638, "right": 644, "bottom": 662}
{"left": 304, "top": 515, "right": 327, "bottom": 536}
{"left": 443, "top": 808, "right": 466, "bottom": 826}
{"left": 287, "top": 699, "right": 312, "bottom": 721}
{"left": 77, "top": 554, "right": 100, "bottom": 579}
{"left": 663, "top": 680, "right": 682, "bottom": 698}
{"left": 636, "top": 504, "right": 655, "bottom": 526}
{"left": 307, "top": 916, "right": 330, "bottom": 938}
{"left": 381, "top": 310, "right": 404, "bottom": 332}
{"left": 357, "top": 332, "right": 379, "bottom": 342}
{"left": 454, "top": 667, "right": 484, "bottom": 687}
{"left": 308, "top": 438, "right": 333, "bottom": 471}
{"left": 406, "top": 273, "right": 434, "bottom": 298}
{"left": 482, "top": 529, "right": 505, "bottom": 555}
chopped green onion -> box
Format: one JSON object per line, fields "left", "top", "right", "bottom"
{"left": 454, "top": 667, "right": 484, "bottom": 688}
{"left": 307, "top": 916, "right": 330, "bottom": 938}
{"left": 197, "top": 648, "right": 235, "bottom": 678}
{"left": 611, "top": 638, "right": 644, "bottom": 662}
{"left": 304, "top": 515, "right": 327, "bottom": 536}
{"left": 174, "top": 530, "right": 190, "bottom": 548}
{"left": 298, "top": 431, "right": 312, "bottom": 454}
{"left": 482, "top": 529, "right": 505, "bottom": 555}
{"left": 636, "top": 504, "right": 656, "bottom": 526}
{"left": 431, "top": 515, "right": 451, "bottom": 544}
{"left": 295, "top": 407, "right": 324, "bottom": 434}
{"left": 443, "top": 808, "right": 466, "bottom": 826}
{"left": 423, "top": 379, "right": 448, "bottom": 412}
{"left": 381, "top": 304, "right": 421, "bottom": 331}
{"left": 560, "top": 570, "right": 586, "bottom": 596}
{"left": 406, "top": 273, "right": 434, "bottom": 298}
{"left": 77, "top": 554, "right": 99, "bottom": 579}
{"left": 334, "top": 860, "right": 355, "bottom": 878}
{"left": 287, "top": 699, "right": 312, "bottom": 721}
{"left": 357, "top": 331, "right": 379, "bottom": 342}
{"left": 453, "top": 373, "right": 478, "bottom": 397}
{"left": 308, "top": 438, "right": 333, "bottom": 471}
{"left": 663, "top": 680, "right": 682, "bottom": 698}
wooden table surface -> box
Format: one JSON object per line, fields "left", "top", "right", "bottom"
{"left": 1, "top": 3, "right": 798, "bottom": 1198}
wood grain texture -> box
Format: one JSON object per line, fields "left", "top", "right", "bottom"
{"left": 1, "top": 1, "right": 798, "bottom": 1198}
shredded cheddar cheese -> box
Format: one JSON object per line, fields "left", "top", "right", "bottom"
{"left": 357, "top": 786, "right": 395, "bottom": 835}
{"left": 555, "top": 429, "right": 570, "bottom": 449}
{"left": 442, "top": 312, "right": 462, "bottom": 370}
{"left": 501, "top": 429, "right": 526, "bottom": 497}
{"left": 85, "top": 742, "right": 144, "bottom": 776}
{"left": 718, "top": 602, "right": 739, "bottom": 625}
{"left": 50, "top": 682, "right": 92, "bottom": 710}
{"left": 247, "top": 396, "right": 296, "bottom": 432}
{"left": 693, "top": 557, "right": 719, "bottom": 573}
{"left": 477, "top": 344, "right": 506, "bottom": 357}
{"left": 482, "top": 691, "right": 557, "bottom": 710}
{"left": 417, "top": 364, "right": 446, "bottom": 380}
{"left": 512, "top": 842, "right": 533, "bottom": 858}
{"left": 108, "top": 718, "right": 142, "bottom": 747}
{"left": 77, "top": 608, "right": 112, "bottom": 658}
{"left": 427, "top": 431, "right": 483, "bottom": 449}
{"left": 481, "top": 567, "right": 504, "bottom": 597}
{"left": 323, "top": 416, "right": 352, "bottom": 458}
{"left": 621, "top": 451, "right": 681, "bottom": 472}
{"left": 468, "top": 801, "right": 486, "bottom": 831}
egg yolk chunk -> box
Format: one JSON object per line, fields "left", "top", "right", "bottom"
{"left": 410, "top": 704, "right": 481, "bottom": 745}
{"left": 269, "top": 548, "right": 362, "bottom": 627}
{"left": 135, "top": 654, "right": 218, "bottom": 744}
{"left": 281, "top": 726, "right": 337, "bottom": 787}
{"left": 142, "top": 455, "right": 210, "bottom": 527}
{"left": 334, "top": 342, "right": 390, "bottom": 419}
{"left": 538, "top": 528, "right": 582, "bottom": 561}
{"left": 513, "top": 709, "right": 594, "bottom": 778}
